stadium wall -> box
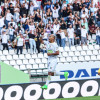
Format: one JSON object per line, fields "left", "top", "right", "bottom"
{"left": 0, "top": 79, "right": 100, "bottom": 100}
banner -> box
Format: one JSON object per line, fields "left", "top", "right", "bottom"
{"left": 0, "top": 79, "right": 100, "bottom": 100}
{"left": 53, "top": 61, "right": 100, "bottom": 81}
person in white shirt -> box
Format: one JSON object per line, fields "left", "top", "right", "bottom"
{"left": 81, "top": 10, "right": 88, "bottom": 23}
{"left": 59, "top": 29, "right": 66, "bottom": 48}
{"left": 9, "top": 25, "right": 15, "bottom": 42}
{"left": 5, "top": 10, "right": 13, "bottom": 28}
{"left": 16, "top": 34, "right": 25, "bottom": 54}
{"left": 96, "top": 27, "right": 100, "bottom": 45}
{"left": 67, "top": 25, "right": 75, "bottom": 47}
{"left": 0, "top": 6, "right": 2, "bottom": 15}
{"left": 81, "top": 25, "right": 88, "bottom": 46}
{"left": 0, "top": 15, "right": 5, "bottom": 35}
{"left": 53, "top": 21, "right": 60, "bottom": 34}
{"left": 1, "top": 30, "right": 9, "bottom": 50}
{"left": 51, "top": 4, "right": 60, "bottom": 19}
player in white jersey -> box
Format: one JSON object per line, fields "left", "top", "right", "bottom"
{"left": 41, "top": 34, "right": 69, "bottom": 90}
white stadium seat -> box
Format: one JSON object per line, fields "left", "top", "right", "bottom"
{"left": 86, "top": 50, "right": 93, "bottom": 56}
{"left": 44, "top": 53, "right": 48, "bottom": 58}
{"left": 42, "top": 58, "right": 47, "bottom": 63}
{"left": 92, "top": 34, "right": 96, "bottom": 40}
{"left": 68, "top": 51, "right": 74, "bottom": 57}
{"left": 62, "top": 52, "right": 68, "bottom": 57}
{"left": 4, "top": 61, "right": 9, "bottom": 65}
{"left": 76, "top": 46, "right": 82, "bottom": 51}
{"left": 94, "top": 45, "right": 99, "bottom": 50}
{"left": 88, "top": 45, "right": 94, "bottom": 50}
{"left": 72, "top": 57, "right": 78, "bottom": 62}
{"left": 16, "top": 60, "right": 23, "bottom": 65}
{"left": 79, "top": 56, "right": 85, "bottom": 61}
{"left": 9, "top": 50, "right": 15, "bottom": 55}
{"left": 3, "top": 50, "right": 8, "bottom": 55}
{"left": 64, "top": 46, "right": 70, "bottom": 52}
{"left": 81, "top": 51, "right": 86, "bottom": 56}
{"left": 60, "top": 57, "right": 66, "bottom": 62}
{"left": 58, "top": 52, "right": 63, "bottom": 57}
{"left": 0, "top": 55, "right": 6, "bottom": 60}
{"left": 82, "top": 45, "right": 88, "bottom": 51}
{"left": 19, "top": 54, "right": 25, "bottom": 60}
{"left": 13, "top": 55, "right": 19, "bottom": 60}
{"left": 23, "top": 59, "right": 29, "bottom": 65}
{"left": 39, "top": 64, "right": 45, "bottom": 69}
{"left": 20, "top": 65, "right": 26, "bottom": 70}
{"left": 25, "top": 54, "right": 31, "bottom": 59}
{"left": 29, "top": 59, "right": 35, "bottom": 64}
{"left": 0, "top": 51, "right": 2, "bottom": 55}
{"left": 88, "top": 35, "right": 91, "bottom": 40}
{"left": 38, "top": 53, "right": 44, "bottom": 58}
{"left": 10, "top": 60, "right": 16, "bottom": 66}
{"left": 6, "top": 55, "right": 13, "bottom": 60}
{"left": 93, "top": 50, "right": 98, "bottom": 55}
{"left": 23, "top": 49, "right": 27, "bottom": 54}
{"left": 97, "top": 55, "right": 100, "bottom": 60}
{"left": 26, "top": 64, "right": 33, "bottom": 69}
{"left": 59, "top": 47, "right": 64, "bottom": 52}
{"left": 91, "top": 55, "right": 96, "bottom": 61}
{"left": 85, "top": 56, "right": 90, "bottom": 61}
{"left": 33, "top": 64, "right": 38, "bottom": 69}
{"left": 70, "top": 46, "right": 76, "bottom": 51}
{"left": 35, "top": 58, "right": 41, "bottom": 64}
{"left": 31, "top": 54, "right": 37, "bottom": 59}
{"left": 14, "top": 65, "right": 20, "bottom": 70}
{"left": 66, "top": 57, "right": 72, "bottom": 62}
{"left": 75, "top": 51, "right": 80, "bottom": 56}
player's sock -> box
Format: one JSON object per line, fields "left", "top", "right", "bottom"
{"left": 55, "top": 71, "right": 65, "bottom": 75}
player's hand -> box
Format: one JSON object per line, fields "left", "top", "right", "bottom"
{"left": 47, "top": 53, "right": 52, "bottom": 56}
{"left": 98, "top": 72, "right": 100, "bottom": 75}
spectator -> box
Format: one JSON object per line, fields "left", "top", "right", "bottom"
{"left": 96, "top": 27, "right": 100, "bottom": 45}
{"left": 16, "top": 33, "right": 25, "bottom": 55}
{"left": 67, "top": 24, "right": 74, "bottom": 47}
{"left": 96, "top": 10, "right": 100, "bottom": 27}
{"left": 81, "top": 25, "right": 88, "bottom": 46}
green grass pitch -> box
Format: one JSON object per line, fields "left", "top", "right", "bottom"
{"left": 42, "top": 96, "right": 100, "bottom": 100}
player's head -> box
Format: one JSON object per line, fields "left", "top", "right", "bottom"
{"left": 49, "top": 34, "right": 55, "bottom": 43}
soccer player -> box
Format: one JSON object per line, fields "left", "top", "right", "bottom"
{"left": 41, "top": 34, "right": 69, "bottom": 90}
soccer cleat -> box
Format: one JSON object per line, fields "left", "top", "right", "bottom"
{"left": 41, "top": 84, "right": 48, "bottom": 90}
{"left": 64, "top": 72, "right": 69, "bottom": 80}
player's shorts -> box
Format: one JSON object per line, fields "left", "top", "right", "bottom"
{"left": 47, "top": 59, "right": 57, "bottom": 72}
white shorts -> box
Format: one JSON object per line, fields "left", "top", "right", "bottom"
{"left": 47, "top": 59, "right": 57, "bottom": 72}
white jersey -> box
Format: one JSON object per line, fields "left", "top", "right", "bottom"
{"left": 44, "top": 41, "right": 59, "bottom": 60}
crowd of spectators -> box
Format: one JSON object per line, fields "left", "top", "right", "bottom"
{"left": 0, "top": 0, "right": 100, "bottom": 54}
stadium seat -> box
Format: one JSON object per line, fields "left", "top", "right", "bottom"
{"left": 10, "top": 60, "right": 16, "bottom": 66}
{"left": 88, "top": 35, "right": 91, "bottom": 40}
{"left": 20, "top": 65, "right": 26, "bottom": 70}
{"left": 94, "top": 45, "right": 99, "bottom": 50}
{"left": 35, "top": 58, "right": 41, "bottom": 64}
{"left": 9, "top": 50, "right": 15, "bottom": 55}
{"left": 33, "top": 64, "right": 39, "bottom": 69}
{"left": 13, "top": 55, "right": 19, "bottom": 60}
{"left": 6, "top": 55, "right": 13, "bottom": 60}
{"left": 59, "top": 47, "right": 64, "bottom": 52}
{"left": 23, "top": 59, "right": 29, "bottom": 65}
{"left": 92, "top": 34, "right": 96, "bottom": 40}
{"left": 64, "top": 46, "right": 70, "bottom": 52}
{"left": 31, "top": 54, "right": 38, "bottom": 59}
{"left": 85, "top": 56, "right": 90, "bottom": 61}
{"left": 68, "top": 51, "right": 74, "bottom": 56}
{"left": 26, "top": 64, "right": 33, "bottom": 69}
{"left": 4, "top": 61, "right": 10, "bottom": 65}
{"left": 3, "top": 50, "right": 8, "bottom": 55}
{"left": 44, "top": 53, "right": 48, "bottom": 58}
{"left": 58, "top": 52, "right": 63, "bottom": 57}
{"left": 42, "top": 58, "right": 47, "bottom": 63}
{"left": 62, "top": 52, "right": 68, "bottom": 57}
{"left": 38, "top": 53, "right": 44, "bottom": 58}
{"left": 36, "top": 70, "right": 43, "bottom": 75}
{"left": 16, "top": 60, "right": 23, "bottom": 65}
{"left": 66, "top": 57, "right": 72, "bottom": 62}
{"left": 88, "top": 45, "right": 94, "bottom": 50}
{"left": 86, "top": 50, "right": 93, "bottom": 56}
{"left": 91, "top": 55, "right": 96, "bottom": 61}
{"left": 79, "top": 56, "right": 85, "bottom": 61}
{"left": 82, "top": 45, "right": 88, "bottom": 51}
{"left": 76, "top": 46, "right": 82, "bottom": 51}
{"left": 25, "top": 54, "right": 31, "bottom": 59}
{"left": 23, "top": 49, "right": 27, "bottom": 54}
{"left": 39, "top": 64, "right": 45, "bottom": 69}
{"left": 29, "top": 59, "right": 35, "bottom": 64}
{"left": 93, "top": 50, "right": 98, "bottom": 55}
{"left": 60, "top": 57, "right": 66, "bottom": 62}
{"left": 57, "top": 58, "right": 60, "bottom": 62}
{"left": 0, "top": 55, "right": 6, "bottom": 60}
{"left": 0, "top": 51, "right": 2, "bottom": 55}
{"left": 81, "top": 51, "right": 86, "bottom": 56}
{"left": 72, "top": 57, "right": 78, "bottom": 62}
{"left": 97, "top": 55, "right": 100, "bottom": 60}
{"left": 19, "top": 54, "right": 25, "bottom": 60}
{"left": 14, "top": 65, "right": 20, "bottom": 70}
{"left": 70, "top": 46, "right": 76, "bottom": 51}
{"left": 75, "top": 51, "right": 80, "bottom": 56}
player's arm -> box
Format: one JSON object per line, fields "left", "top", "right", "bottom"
{"left": 47, "top": 50, "right": 59, "bottom": 56}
